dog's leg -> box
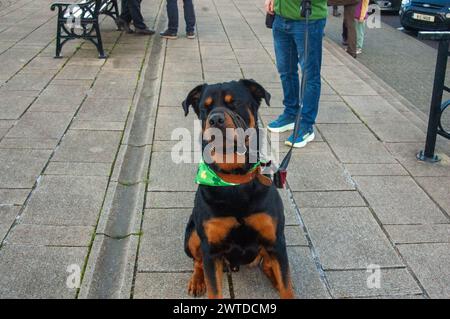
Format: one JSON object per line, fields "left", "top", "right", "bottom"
{"left": 261, "top": 247, "right": 295, "bottom": 299}
{"left": 203, "top": 255, "right": 224, "bottom": 299}
{"left": 186, "top": 230, "right": 206, "bottom": 297}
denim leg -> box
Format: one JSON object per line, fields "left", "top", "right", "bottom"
{"left": 183, "top": 0, "right": 196, "bottom": 33}
{"left": 120, "top": 0, "right": 132, "bottom": 23}
{"left": 167, "top": 0, "right": 179, "bottom": 33}
{"left": 292, "top": 19, "right": 326, "bottom": 128}
{"left": 127, "top": 0, "right": 146, "bottom": 29}
{"left": 273, "top": 16, "right": 300, "bottom": 118}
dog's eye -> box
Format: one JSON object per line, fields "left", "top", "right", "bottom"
{"left": 224, "top": 94, "right": 234, "bottom": 104}
{"left": 204, "top": 97, "right": 213, "bottom": 108}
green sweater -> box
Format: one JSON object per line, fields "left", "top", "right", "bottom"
{"left": 274, "top": 0, "right": 328, "bottom": 20}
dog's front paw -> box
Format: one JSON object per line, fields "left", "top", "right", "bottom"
{"left": 188, "top": 275, "right": 206, "bottom": 297}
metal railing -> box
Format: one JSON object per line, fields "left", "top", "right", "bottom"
{"left": 416, "top": 31, "right": 450, "bottom": 163}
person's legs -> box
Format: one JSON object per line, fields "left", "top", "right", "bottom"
{"left": 292, "top": 18, "right": 326, "bottom": 129}
{"left": 342, "top": 20, "right": 348, "bottom": 44}
{"left": 183, "top": 0, "right": 196, "bottom": 33}
{"left": 120, "top": 0, "right": 132, "bottom": 23}
{"left": 355, "top": 20, "right": 365, "bottom": 49}
{"left": 344, "top": 4, "right": 357, "bottom": 57}
{"left": 167, "top": 0, "right": 179, "bottom": 33}
{"left": 273, "top": 17, "right": 300, "bottom": 119}
{"left": 127, "top": 0, "right": 147, "bottom": 29}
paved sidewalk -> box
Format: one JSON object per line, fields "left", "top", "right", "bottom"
{"left": 0, "top": 0, "right": 449, "bottom": 299}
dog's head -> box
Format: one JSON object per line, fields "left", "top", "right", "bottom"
{"left": 182, "top": 79, "right": 271, "bottom": 173}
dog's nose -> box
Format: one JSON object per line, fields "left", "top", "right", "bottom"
{"left": 209, "top": 113, "right": 225, "bottom": 127}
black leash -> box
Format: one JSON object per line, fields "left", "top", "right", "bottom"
{"left": 273, "top": 0, "right": 312, "bottom": 189}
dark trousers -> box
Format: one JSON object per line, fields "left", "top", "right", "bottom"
{"left": 341, "top": 3, "right": 357, "bottom": 57}
{"left": 167, "top": 0, "right": 196, "bottom": 33}
{"left": 120, "top": 0, "right": 147, "bottom": 29}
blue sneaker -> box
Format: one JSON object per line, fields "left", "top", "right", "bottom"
{"left": 267, "top": 113, "right": 296, "bottom": 133}
{"left": 285, "top": 127, "right": 315, "bottom": 148}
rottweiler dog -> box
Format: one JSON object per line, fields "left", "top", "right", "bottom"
{"left": 182, "top": 79, "right": 294, "bottom": 299}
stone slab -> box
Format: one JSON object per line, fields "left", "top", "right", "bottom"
{"left": 301, "top": 207, "right": 403, "bottom": 270}
{"left": 0, "top": 93, "right": 35, "bottom": 119}
{"left": 8, "top": 224, "right": 94, "bottom": 246}
{"left": 285, "top": 225, "right": 308, "bottom": 246}
{"left": 6, "top": 111, "right": 72, "bottom": 139}
{"left": 0, "top": 138, "right": 59, "bottom": 149}
{"left": 415, "top": 177, "right": 450, "bottom": 218}
{"left": 385, "top": 224, "right": 450, "bottom": 244}
{"left": 0, "top": 149, "right": 51, "bottom": 188}
{"left": 0, "top": 189, "right": 30, "bottom": 205}
{"left": 145, "top": 191, "right": 196, "bottom": 208}
{"left": 344, "top": 163, "right": 409, "bottom": 176}
{"left": 232, "top": 247, "right": 330, "bottom": 299}
{"left": 318, "top": 124, "right": 396, "bottom": 164}
{"left": 354, "top": 176, "right": 448, "bottom": 225}
{"left": 52, "top": 130, "right": 121, "bottom": 163}
{"left": 326, "top": 268, "right": 421, "bottom": 298}
{"left": 133, "top": 272, "right": 230, "bottom": 299}
{"left": 293, "top": 191, "right": 366, "bottom": 208}
{"left": 0, "top": 245, "right": 87, "bottom": 298}
{"left": 21, "top": 175, "right": 108, "bottom": 226}
{"left": 316, "top": 102, "right": 361, "bottom": 124}
{"left": 386, "top": 143, "right": 450, "bottom": 177}
{"left": 77, "top": 97, "right": 131, "bottom": 122}
{"left": 45, "top": 162, "right": 112, "bottom": 177}
{"left": 138, "top": 209, "right": 192, "bottom": 272}
{"left": 398, "top": 243, "right": 450, "bottom": 298}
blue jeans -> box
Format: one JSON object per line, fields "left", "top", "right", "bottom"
{"left": 273, "top": 15, "right": 326, "bottom": 128}
{"left": 167, "top": 0, "right": 196, "bottom": 33}
{"left": 120, "top": 0, "right": 147, "bottom": 29}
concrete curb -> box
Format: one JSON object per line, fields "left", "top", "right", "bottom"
{"left": 78, "top": 2, "right": 167, "bottom": 299}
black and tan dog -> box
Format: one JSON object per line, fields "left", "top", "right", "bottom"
{"left": 182, "top": 79, "right": 294, "bottom": 299}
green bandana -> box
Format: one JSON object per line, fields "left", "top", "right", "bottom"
{"left": 195, "top": 159, "right": 262, "bottom": 187}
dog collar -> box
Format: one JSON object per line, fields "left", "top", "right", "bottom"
{"left": 195, "top": 159, "right": 262, "bottom": 187}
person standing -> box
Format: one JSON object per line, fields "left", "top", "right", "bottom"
{"left": 333, "top": 0, "right": 359, "bottom": 58}
{"left": 265, "top": 0, "right": 327, "bottom": 148}
{"left": 160, "top": 0, "right": 196, "bottom": 39}
{"left": 355, "top": 0, "right": 369, "bottom": 54}
{"left": 116, "top": 0, "right": 155, "bottom": 35}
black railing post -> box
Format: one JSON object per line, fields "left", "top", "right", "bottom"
{"left": 417, "top": 33, "right": 450, "bottom": 162}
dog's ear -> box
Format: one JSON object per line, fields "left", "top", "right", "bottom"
{"left": 239, "top": 79, "right": 271, "bottom": 107}
{"left": 182, "top": 84, "right": 206, "bottom": 117}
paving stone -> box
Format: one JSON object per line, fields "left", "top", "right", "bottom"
{"left": 285, "top": 225, "right": 308, "bottom": 246}
{"left": 8, "top": 224, "right": 94, "bottom": 246}
{"left": 159, "top": 82, "right": 199, "bottom": 107}
{"left": 71, "top": 120, "right": 125, "bottom": 131}
{"left": 232, "top": 247, "right": 330, "bottom": 299}
{"left": 302, "top": 207, "right": 403, "bottom": 270}
{"left": 344, "top": 163, "right": 409, "bottom": 176}
{"left": 316, "top": 102, "right": 361, "bottom": 124}
{"left": 0, "top": 149, "right": 51, "bottom": 188}
{"left": 354, "top": 176, "right": 448, "bottom": 225}
{"left": 0, "top": 92, "right": 35, "bottom": 119}
{"left": 21, "top": 175, "right": 108, "bottom": 226}
{"left": 52, "top": 130, "right": 121, "bottom": 163}
{"left": 342, "top": 95, "right": 400, "bottom": 117}
{"left": 6, "top": 111, "right": 72, "bottom": 139}
{"left": 363, "top": 114, "right": 426, "bottom": 143}
{"left": 0, "top": 189, "right": 30, "bottom": 205}
{"left": 326, "top": 268, "right": 421, "bottom": 298}
{"left": 286, "top": 148, "right": 355, "bottom": 191}
{"left": 293, "top": 191, "right": 366, "bottom": 208}
{"left": 0, "top": 245, "right": 87, "bottom": 298}
{"left": 147, "top": 152, "right": 198, "bottom": 191}
{"left": 77, "top": 97, "right": 131, "bottom": 122}
{"left": 322, "top": 66, "right": 378, "bottom": 96}
{"left": 134, "top": 272, "right": 230, "bottom": 299}
{"left": 385, "top": 224, "right": 450, "bottom": 244}
{"left": 386, "top": 143, "right": 450, "bottom": 177}
{"left": 279, "top": 188, "right": 301, "bottom": 226}
{"left": 155, "top": 112, "right": 199, "bottom": 141}
{"left": 56, "top": 65, "right": 100, "bottom": 80}
{"left": 318, "top": 124, "right": 396, "bottom": 164}
{"left": 31, "top": 84, "right": 90, "bottom": 110}
{"left": 0, "top": 137, "right": 59, "bottom": 149}
{"left": 415, "top": 177, "right": 450, "bottom": 217}
{"left": 2, "top": 72, "right": 54, "bottom": 91}
{"left": 138, "top": 209, "right": 192, "bottom": 272}
{"left": 45, "top": 162, "right": 112, "bottom": 176}
{"left": 398, "top": 243, "right": 450, "bottom": 298}
{"left": 145, "top": 191, "right": 196, "bottom": 208}
{"left": 0, "top": 205, "right": 20, "bottom": 240}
